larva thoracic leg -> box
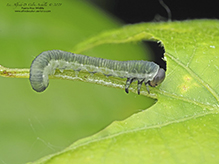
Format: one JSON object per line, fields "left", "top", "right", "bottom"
{"left": 29, "top": 50, "right": 165, "bottom": 94}
{"left": 125, "top": 78, "right": 135, "bottom": 94}
{"left": 137, "top": 79, "right": 144, "bottom": 95}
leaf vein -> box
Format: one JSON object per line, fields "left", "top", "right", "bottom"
{"left": 61, "top": 112, "right": 217, "bottom": 156}
{"left": 166, "top": 53, "right": 219, "bottom": 104}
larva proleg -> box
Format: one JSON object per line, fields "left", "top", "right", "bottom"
{"left": 29, "top": 50, "right": 165, "bottom": 94}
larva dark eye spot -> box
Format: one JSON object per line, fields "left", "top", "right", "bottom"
{"left": 29, "top": 50, "right": 166, "bottom": 94}
{"left": 149, "top": 68, "right": 165, "bottom": 87}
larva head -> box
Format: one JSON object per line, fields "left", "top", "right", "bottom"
{"left": 149, "top": 68, "right": 165, "bottom": 87}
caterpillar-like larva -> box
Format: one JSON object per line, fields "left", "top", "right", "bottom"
{"left": 29, "top": 50, "right": 165, "bottom": 94}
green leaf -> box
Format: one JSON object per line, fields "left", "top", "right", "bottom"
{"left": 31, "top": 20, "right": 219, "bottom": 164}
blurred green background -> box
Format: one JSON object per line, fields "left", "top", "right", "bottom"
{"left": 0, "top": 0, "right": 155, "bottom": 163}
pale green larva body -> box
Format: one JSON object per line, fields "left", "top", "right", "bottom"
{"left": 29, "top": 50, "right": 165, "bottom": 94}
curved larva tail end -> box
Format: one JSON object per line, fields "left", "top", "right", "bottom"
{"left": 32, "top": 84, "right": 48, "bottom": 92}
{"left": 29, "top": 51, "right": 53, "bottom": 92}
{"left": 29, "top": 66, "right": 48, "bottom": 92}
{"left": 29, "top": 76, "right": 48, "bottom": 92}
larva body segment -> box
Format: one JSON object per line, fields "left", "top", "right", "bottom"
{"left": 29, "top": 50, "right": 165, "bottom": 94}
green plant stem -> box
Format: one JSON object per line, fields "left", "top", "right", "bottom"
{"left": 0, "top": 65, "right": 29, "bottom": 78}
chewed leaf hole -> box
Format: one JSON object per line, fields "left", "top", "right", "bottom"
{"left": 144, "top": 41, "right": 166, "bottom": 71}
